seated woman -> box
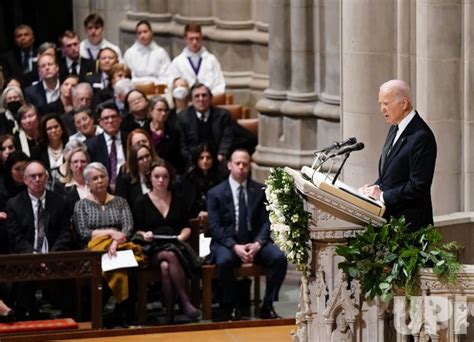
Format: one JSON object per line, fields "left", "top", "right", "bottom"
{"left": 1, "top": 151, "right": 29, "bottom": 200}
{"left": 115, "top": 144, "right": 158, "bottom": 209}
{"left": 179, "top": 143, "right": 223, "bottom": 219}
{"left": 14, "top": 104, "right": 40, "bottom": 157}
{"left": 133, "top": 159, "right": 201, "bottom": 323}
{"left": 146, "top": 96, "right": 185, "bottom": 175}
{"left": 73, "top": 162, "right": 144, "bottom": 327}
{"left": 30, "top": 114, "right": 68, "bottom": 187}
{"left": 0, "top": 85, "right": 25, "bottom": 135}
{"left": 68, "top": 108, "right": 103, "bottom": 143}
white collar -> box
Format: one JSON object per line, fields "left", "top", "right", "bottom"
{"left": 28, "top": 190, "right": 46, "bottom": 203}
{"left": 397, "top": 109, "right": 416, "bottom": 133}
{"left": 229, "top": 176, "right": 247, "bottom": 193}
{"left": 42, "top": 79, "right": 60, "bottom": 92}
{"left": 195, "top": 109, "right": 210, "bottom": 122}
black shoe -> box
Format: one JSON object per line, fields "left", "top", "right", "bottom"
{"left": 0, "top": 310, "right": 15, "bottom": 323}
{"left": 185, "top": 308, "right": 201, "bottom": 321}
{"left": 230, "top": 307, "right": 241, "bottom": 321}
{"left": 259, "top": 305, "right": 281, "bottom": 319}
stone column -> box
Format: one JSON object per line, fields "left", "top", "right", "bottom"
{"left": 341, "top": 0, "right": 396, "bottom": 187}
{"left": 416, "top": 0, "right": 462, "bottom": 215}
{"left": 462, "top": 1, "right": 474, "bottom": 211}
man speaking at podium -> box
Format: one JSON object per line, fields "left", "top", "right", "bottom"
{"left": 361, "top": 80, "right": 437, "bottom": 230}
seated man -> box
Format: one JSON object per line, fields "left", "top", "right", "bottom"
{"left": 6, "top": 161, "right": 72, "bottom": 319}
{"left": 207, "top": 149, "right": 287, "bottom": 320}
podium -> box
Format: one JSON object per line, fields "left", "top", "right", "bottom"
{"left": 285, "top": 167, "right": 392, "bottom": 342}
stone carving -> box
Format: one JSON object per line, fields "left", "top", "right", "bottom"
{"left": 330, "top": 311, "right": 354, "bottom": 342}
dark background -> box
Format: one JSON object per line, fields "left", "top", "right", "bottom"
{"left": 0, "top": 0, "right": 73, "bottom": 52}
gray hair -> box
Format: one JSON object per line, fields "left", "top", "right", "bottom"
{"left": 83, "top": 162, "right": 108, "bottom": 183}
{"left": 2, "top": 86, "right": 25, "bottom": 107}
{"left": 71, "top": 82, "right": 93, "bottom": 98}
{"left": 114, "top": 78, "right": 135, "bottom": 97}
{"left": 379, "top": 79, "right": 412, "bottom": 102}
{"left": 38, "top": 42, "right": 57, "bottom": 56}
{"left": 64, "top": 140, "right": 87, "bottom": 157}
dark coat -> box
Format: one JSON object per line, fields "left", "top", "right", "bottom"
{"left": 375, "top": 112, "right": 437, "bottom": 230}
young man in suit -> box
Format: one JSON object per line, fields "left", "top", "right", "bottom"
{"left": 58, "top": 30, "right": 96, "bottom": 82}
{"left": 85, "top": 101, "right": 127, "bottom": 191}
{"left": 6, "top": 161, "right": 72, "bottom": 319}
{"left": 361, "top": 79, "right": 437, "bottom": 230}
{"left": 207, "top": 149, "right": 287, "bottom": 321}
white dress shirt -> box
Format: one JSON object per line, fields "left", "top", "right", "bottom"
{"left": 80, "top": 38, "right": 122, "bottom": 61}
{"left": 29, "top": 191, "right": 49, "bottom": 253}
{"left": 104, "top": 131, "right": 125, "bottom": 177}
{"left": 228, "top": 176, "right": 248, "bottom": 233}
{"left": 43, "top": 79, "right": 60, "bottom": 103}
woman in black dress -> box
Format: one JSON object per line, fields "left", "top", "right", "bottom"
{"left": 133, "top": 159, "right": 200, "bottom": 322}
{"left": 1, "top": 151, "right": 29, "bottom": 200}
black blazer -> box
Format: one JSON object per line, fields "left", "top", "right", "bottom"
{"left": 6, "top": 190, "right": 72, "bottom": 253}
{"left": 1, "top": 47, "right": 38, "bottom": 86}
{"left": 24, "top": 81, "right": 50, "bottom": 114}
{"left": 115, "top": 169, "right": 145, "bottom": 210}
{"left": 177, "top": 106, "right": 234, "bottom": 165}
{"left": 207, "top": 178, "right": 271, "bottom": 251}
{"left": 85, "top": 131, "right": 128, "bottom": 175}
{"left": 375, "top": 112, "right": 437, "bottom": 229}
{"left": 58, "top": 57, "right": 96, "bottom": 82}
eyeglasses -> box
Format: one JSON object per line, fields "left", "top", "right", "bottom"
{"left": 137, "top": 154, "right": 151, "bottom": 162}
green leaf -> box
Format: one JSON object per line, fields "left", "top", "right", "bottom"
{"left": 379, "top": 282, "right": 390, "bottom": 290}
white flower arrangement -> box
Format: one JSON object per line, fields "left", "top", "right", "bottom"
{"left": 265, "top": 167, "right": 311, "bottom": 274}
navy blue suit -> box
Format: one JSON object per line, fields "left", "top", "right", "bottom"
{"left": 207, "top": 178, "right": 287, "bottom": 307}
{"left": 376, "top": 112, "right": 437, "bottom": 229}
{"left": 24, "top": 82, "right": 51, "bottom": 114}
{"left": 85, "top": 132, "right": 128, "bottom": 180}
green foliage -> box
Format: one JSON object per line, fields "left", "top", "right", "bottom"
{"left": 336, "top": 216, "right": 463, "bottom": 302}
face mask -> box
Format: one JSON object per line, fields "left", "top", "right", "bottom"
{"left": 172, "top": 86, "right": 189, "bottom": 100}
{"left": 6, "top": 100, "right": 22, "bottom": 115}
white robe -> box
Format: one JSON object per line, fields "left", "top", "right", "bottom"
{"left": 169, "top": 47, "right": 225, "bottom": 95}
{"left": 123, "top": 40, "right": 171, "bottom": 85}
{"left": 80, "top": 38, "right": 122, "bottom": 61}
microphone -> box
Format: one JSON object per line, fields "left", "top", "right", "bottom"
{"left": 328, "top": 142, "right": 365, "bottom": 158}
{"left": 317, "top": 137, "right": 357, "bottom": 153}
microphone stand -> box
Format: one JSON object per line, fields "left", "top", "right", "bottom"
{"left": 331, "top": 152, "right": 351, "bottom": 185}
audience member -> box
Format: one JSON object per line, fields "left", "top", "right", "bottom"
{"left": 0, "top": 86, "right": 25, "bottom": 135}
{"left": 146, "top": 96, "right": 185, "bottom": 174}
{"left": 73, "top": 162, "right": 142, "bottom": 327}
{"left": 133, "top": 159, "right": 201, "bottom": 323}
{"left": 171, "top": 77, "right": 190, "bottom": 114}
{"left": 121, "top": 89, "right": 149, "bottom": 134}
{"left": 179, "top": 143, "right": 223, "bottom": 219}
{"left": 37, "top": 42, "right": 59, "bottom": 60}
{"left": 106, "top": 77, "right": 135, "bottom": 118}
{"left": 42, "top": 74, "right": 79, "bottom": 115}
{"left": 62, "top": 82, "right": 94, "bottom": 134}
{"left": 1, "top": 25, "right": 38, "bottom": 86}
{"left": 116, "top": 143, "right": 157, "bottom": 209}
{"left": 85, "top": 47, "right": 119, "bottom": 93}
{"left": 14, "top": 104, "right": 40, "bottom": 156}
{"left": 30, "top": 114, "right": 68, "bottom": 185}
{"left": 68, "top": 108, "right": 103, "bottom": 143}
{"left": 124, "top": 20, "right": 170, "bottom": 85}
{"left": 24, "top": 54, "right": 60, "bottom": 114}
{"left": 207, "top": 149, "right": 287, "bottom": 321}
{"left": 6, "top": 161, "right": 71, "bottom": 319}
{"left": 0, "top": 134, "right": 16, "bottom": 167}
{"left": 58, "top": 30, "right": 96, "bottom": 82}
{"left": 2, "top": 151, "right": 29, "bottom": 200}
{"left": 80, "top": 14, "right": 122, "bottom": 61}
{"left": 85, "top": 102, "right": 127, "bottom": 191}
{"left": 178, "top": 83, "right": 233, "bottom": 168}
{"left": 93, "top": 63, "right": 131, "bottom": 109}
{"left": 169, "top": 23, "right": 225, "bottom": 95}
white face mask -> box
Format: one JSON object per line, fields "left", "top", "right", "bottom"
{"left": 172, "top": 86, "right": 189, "bottom": 100}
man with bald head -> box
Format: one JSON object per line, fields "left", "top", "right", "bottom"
{"left": 6, "top": 161, "right": 72, "bottom": 319}
{"left": 361, "top": 80, "right": 437, "bottom": 230}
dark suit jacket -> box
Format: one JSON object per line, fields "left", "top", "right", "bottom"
{"left": 58, "top": 57, "right": 96, "bottom": 82}
{"left": 6, "top": 190, "right": 72, "bottom": 253}
{"left": 177, "top": 106, "right": 234, "bottom": 165}
{"left": 375, "top": 112, "right": 437, "bottom": 229}
{"left": 85, "top": 131, "right": 128, "bottom": 175}
{"left": 1, "top": 47, "right": 38, "bottom": 86}
{"left": 207, "top": 178, "right": 271, "bottom": 252}
{"left": 24, "top": 81, "right": 52, "bottom": 114}
{"left": 115, "top": 170, "right": 144, "bottom": 210}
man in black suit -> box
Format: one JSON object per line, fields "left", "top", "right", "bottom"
{"left": 58, "top": 30, "right": 96, "bottom": 82}
{"left": 1, "top": 25, "right": 38, "bottom": 86}
{"left": 6, "top": 161, "right": 72, "bottom": 318}
{"left": 362, "top": 79, "right": 437, "bottom": 230}
{"left": 207, "top": 149, "right": 287, "bottom": 320}
{"left": 85, "top": 101, "right": 127, "bottom": 191}
{"left": 24, "top": 54, "right": 60, "bottom": 114}
{"left": 178, "top": 83, "right": 234, "bottom": 168}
